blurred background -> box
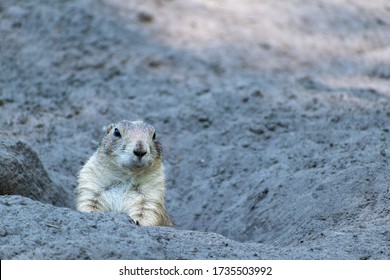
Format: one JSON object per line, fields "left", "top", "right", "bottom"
{"left": 0, "top": 0, "right": 389, "bottom": 257}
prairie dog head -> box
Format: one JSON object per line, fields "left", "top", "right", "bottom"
{"left": 98, "top": 120, "right": 162, "bottom": 171}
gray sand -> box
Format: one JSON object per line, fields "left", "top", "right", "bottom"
{"left": 0, "top": 0, "right": 389, "bottom": 259}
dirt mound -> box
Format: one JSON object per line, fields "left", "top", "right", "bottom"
{"left": 0, "top": 0, "right": 389, "bottom": 259}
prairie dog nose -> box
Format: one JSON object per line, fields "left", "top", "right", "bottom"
{"left": 133, "top": 141, "right": 147, "bottom": 159}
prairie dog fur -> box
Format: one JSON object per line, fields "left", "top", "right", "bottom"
{"left": 76, "top": 120, "right": 173, "bottom": 227}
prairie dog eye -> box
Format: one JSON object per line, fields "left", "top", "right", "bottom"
{"left": 113, "top": 128, "right": 121, "bottom": 138}
{"left": 152, "top": 132, "right": 157, "bottom": 140}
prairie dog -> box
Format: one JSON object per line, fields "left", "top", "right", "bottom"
{"left": 76, "top": 120, "right": 173, "bottom": 227}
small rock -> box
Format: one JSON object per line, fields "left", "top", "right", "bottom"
{"left": 331, "top": 115, "right": 341, "bottom": 123}
{"left": 251, "top": 89, "right": 264, "bottom": 98}
{"left": 198, "top": 116, "right": 212, "bottom": 128}
{"left": 241, "top": 96, "right": 249, "bottom": 103}
{"left": 148, "top": 60, "right": 161, "bottom": 68}
{"left": 137, "top": 11, "right": 154, "bottom": 23}
{"left": 249, "top": 126, "right": 264, "bottom": 135}
{"left": 0, "top": 229, "right": 7, "bottom": 237}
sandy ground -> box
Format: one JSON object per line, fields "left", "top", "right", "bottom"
{"left": 0, "top": 0, "right": 390, "bottom": 259}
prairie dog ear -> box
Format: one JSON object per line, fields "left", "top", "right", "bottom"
{"left": 104, "top": 123, "right": 114, "bottom": 135}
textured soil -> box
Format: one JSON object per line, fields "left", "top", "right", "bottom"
{"left": 0, "top": 0, "right": 389, "bottom": 259}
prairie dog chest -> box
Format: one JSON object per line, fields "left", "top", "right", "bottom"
{"left": 102, "top": 183, "right": 145, "bottom": 213}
